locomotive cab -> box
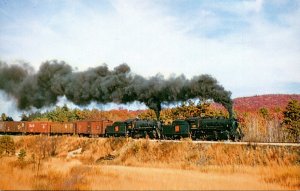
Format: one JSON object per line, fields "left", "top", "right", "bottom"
{"left": 186, "top": 117, "right": 201, "bottom": 140}
{"left": 229, "top": 118, "right": 243, "bottom": 141}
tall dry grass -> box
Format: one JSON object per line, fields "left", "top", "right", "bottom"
{"left": 0, "top": 136, "right": 299, "bottom": 190}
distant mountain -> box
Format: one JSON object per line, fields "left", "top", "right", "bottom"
{"left": 233, "top": 94, "right": 300, "bottom": 112}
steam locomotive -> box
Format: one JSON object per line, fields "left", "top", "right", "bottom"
{"left": 0, "top": 117, "right": 243, "bottom": 141}
{"left": 106, "top": 117, "right": 243, "bottom": 141}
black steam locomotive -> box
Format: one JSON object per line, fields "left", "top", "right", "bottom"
{"left": 106, "top": 119, "right": 162, "bottom": 139}
{"left": 105, "top": 117, "right": 243, "bottom": 141}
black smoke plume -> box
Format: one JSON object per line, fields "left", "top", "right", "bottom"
{"left": 0, "top": 60, "right": 233, "bottom": 119}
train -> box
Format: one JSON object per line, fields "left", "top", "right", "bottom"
{"left": 0, "top": 117, "right": 243, "bottom": 141}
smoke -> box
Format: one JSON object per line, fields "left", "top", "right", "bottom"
{"left": 0, "top": 60, "right": 233, "bottom": 119}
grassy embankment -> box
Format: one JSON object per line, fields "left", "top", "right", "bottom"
{"left": 0, "top": 136, "right": 299, "bottom": 190}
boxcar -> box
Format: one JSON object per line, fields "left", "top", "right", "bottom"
{"left": 0, "top": 121, "right": 5, "bottom": 133}
{"left": 25, "top": 121, "right": 50, "bottom": 134}
{"left": 162, "top": 120, "right": 190, "bottom": 139}
{"left": 90, "top": 120, "right": 113, "bottom": 137}
{"left": 75, "top": 121, "right": 91, "bottom": 136}
{"left": 50, "top": 122, "right": 75, "bottom": 135}
{"left": 5, "top": 121, "right": 26, "bottom": 134}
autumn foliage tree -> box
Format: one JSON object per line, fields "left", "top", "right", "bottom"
{"left": 138, "top": 100, "right": 228, "bottom": 124}
{"left": 1, "top": 113, "right": 13, "bottom": 121}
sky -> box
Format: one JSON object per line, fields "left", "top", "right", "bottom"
{"left": 0, "top": 0, "right": 300, "bottom": 118}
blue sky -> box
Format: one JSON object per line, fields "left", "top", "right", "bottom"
{"left": 0, "top": 0, "right": 300, "bottom": 118}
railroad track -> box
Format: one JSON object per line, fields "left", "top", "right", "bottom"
{"left": 149, "top": 139, "right": 300, "bottom": 147}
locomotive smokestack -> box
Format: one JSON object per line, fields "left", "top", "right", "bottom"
{"left": 228, "top": 106, "right": 233, "bottom": 119}
{"left": 0, "top": 60, "right": 233, "bottom": 117}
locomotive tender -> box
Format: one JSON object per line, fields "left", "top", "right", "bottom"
{"left": 0, "top": 117, "right": 242, "bottom": 141}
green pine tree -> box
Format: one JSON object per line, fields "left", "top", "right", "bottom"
{"left": 18, "top": 149, "right": 27, "bottom": 161}
{"left": 282, "top": 99, "right": 300, "bottom": 142}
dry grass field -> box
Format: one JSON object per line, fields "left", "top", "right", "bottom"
{"left": 0, "top": 136, "right": 299, "bottom": 190}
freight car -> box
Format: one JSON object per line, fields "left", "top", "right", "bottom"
{"left": 26, "top": 121, "right": 50, "bottom": 135}
{"left": 92, "top": 120, "right": 114, "bottom": 137}
{"left": 76, "top": 120, "right": 113, "bottom": 137}
{"left": 0, "top": 121, "right": 26, "bottom": 135}
{"left": 0, "top": 121, "right": 50, "bottom": 135}
{"left": 0, "top": 121, "right": 5, "bottom": 133}
{"left": 50, "top": 122, "right": 75, "bottom": 135}
{"left": 0, "top": 120, "right": 113, "bottom": 137}
{"left": 6, "top": 121, "right": 26, "bottom": 134}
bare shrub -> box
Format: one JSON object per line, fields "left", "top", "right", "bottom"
{"left": 0, "top": 136, "right": 15, "bottom": 156}
{"left": 107, "top": 137, "right": 128, "bottom": 151}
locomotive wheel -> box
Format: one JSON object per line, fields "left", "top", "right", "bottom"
{"left": 156, "top": 129, "right": 161, "bottom": 140}
{"left": 145, "top": 131, "right": 149, "bottom": 139}
{"left": 152, "top": 130, "right": 157, "bottom": 139}
{"left": 214, "top": 131, "right": 218, "bottom": 141}
{"left": 231, "top": 135, "right": 237, "bottom": 142}
{"left": 224, "top": 130, "right": 230, "bottom": 140}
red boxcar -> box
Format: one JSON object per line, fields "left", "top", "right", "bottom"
{"left": 50, "top": 122, "right": 75, "bottom": 135}
{"left": 0, "top": 121, "right": 6, "bottom": 133}
{"left": 75, "top": 121, "right": 91, "bottom": 136}
{"left": 25, "top": 121, "right": 50, "bottom": 134}
{"left": 75, "top": 120, "right": 113, "bottom": 136}
{"left": 89, "top": 121, "right": 102, "bottom": 136}
{"left": 5, "top": 121, "right": 26, "bottom": 134}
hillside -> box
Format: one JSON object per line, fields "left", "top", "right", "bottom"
{"left": 0, "top": 136, "right": 298, "bottom": 190}
{"left": 233, "top": 94, "right": 300, "bottom": 112}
